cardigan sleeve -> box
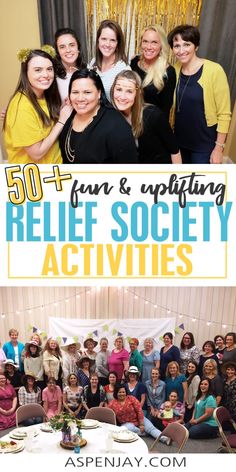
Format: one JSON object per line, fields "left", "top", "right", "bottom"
{"left": 210, "top": 64, "right": 231, "bottom": 133}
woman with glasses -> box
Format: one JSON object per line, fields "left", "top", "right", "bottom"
{"left": 179, "top": 332, "right": 200, "bottom": 374}
{"left": 168, "top": 24, "right": 231, "bottom": 164}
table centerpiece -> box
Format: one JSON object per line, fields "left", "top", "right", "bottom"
{"left": 49, "top": 413, "right": 86, "bottom": 449}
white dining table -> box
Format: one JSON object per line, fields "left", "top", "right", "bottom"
{"left": 1, "top": 422, "right": 149, "bottom": 455}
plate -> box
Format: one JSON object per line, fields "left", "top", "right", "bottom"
{"left": 81, "top": 419, "right": 99, "bottom": 429}
{"left": 12, "top": 443, "right": 25, "bottom": 454}
{"left": 10, "top": 427, "right": 38, "bottom": 439}
{"left": 40, "top": 423, "right": 53, "bottom": 433}
{"left": 112, "top": 430, "right": 138, "bottom": 443}
{"left": 0, "top": 440, "right": 23, "bottom": 453}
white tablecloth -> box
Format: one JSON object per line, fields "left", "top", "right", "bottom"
{"left": 1, "top": 423, "right": 148, "bottom": 455}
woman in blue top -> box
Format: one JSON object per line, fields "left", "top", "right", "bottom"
{"left": 141, "top": 338, "right": 160, "bottom": 383}
{"left": 160, "top": 332, "right": 180, "bottom": 380}
{"left": 125, "top": 366, "right": 146, "bottom": 411}
{"left": 165, "top": 361, "right": 187, "bottom": 403}
{"left": 3, "top": 328, "right": 24, "bottom": 372}
{"left": 185, "top": 378, "right": 218, "bottom": 439}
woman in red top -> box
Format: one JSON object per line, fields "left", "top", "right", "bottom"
{"left": 108, "top": 384, "right": 169, "bottom": 443}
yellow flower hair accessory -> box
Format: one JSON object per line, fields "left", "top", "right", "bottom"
{"left": 17, "top": 48, "right": 32, "bottom": 63}
{"left": 41, "top": 44, "right": 56, "bottom": 58}
{"left": 17, "top": 45, "right": 56, "bottom": 63}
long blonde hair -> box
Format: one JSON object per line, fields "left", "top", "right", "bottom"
{"left": 111, "top": 69, "right": 144, "bottom": 139}
{"left": 140, "top": 25, "right": 169, "bottom": 91}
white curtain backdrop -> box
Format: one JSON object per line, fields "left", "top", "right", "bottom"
{"left": 49, "top": 317, "right": 176, "bottom": 350}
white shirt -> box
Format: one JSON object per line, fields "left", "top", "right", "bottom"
{"left": 89, "top": 59, "right": 131, "bottom": 102}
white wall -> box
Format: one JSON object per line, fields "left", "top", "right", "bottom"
{"left": 0, "top": 286, "right": 235, "bottom": 349}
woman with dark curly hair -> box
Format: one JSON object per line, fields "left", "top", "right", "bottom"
{"left": 108, "top": 383, "right": 170, "bottom": 443}
{"left": 185, "top": 378, "right": 218, "bottom": 439}
{"left": 60, "top": 68, "right": 137, "bottom": 164}
{"left": 179, "top": 332, "right": 200, "bottom": 374}
{"left": 54, "top": 27, "right": 86, "bottom": 102}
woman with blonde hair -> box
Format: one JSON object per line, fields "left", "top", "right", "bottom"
{"left": 43, "top": 338, "right": 63, "bottom": 388}
{"left": 140, "top": 338, "right": 160, "bottom": 384}
{"left": 131, "top": 25, "right": 176, "bottom": 117}
{"left": 202, "top": 358, "right": 223, "bottom": 405}
{"left": 165, "top": 361, "right": 187, "bottom": 403}
{"left": 111, "top": 69, "right": 181, "bottom": 164}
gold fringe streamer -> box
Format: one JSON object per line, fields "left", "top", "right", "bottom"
{"left": 85, "top": 0, "right": 202, "bottom": 61}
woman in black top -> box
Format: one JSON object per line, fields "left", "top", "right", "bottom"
{"left": 111, "top": 70, "right": 181, "bottom": 164}
{"left": 60, "top": 68, "right": 138, "bottom": 164}
{"left": 83, "top": 373, "right": 105, "bottom": 409}
{"left": 130, "top": 25, "right": 176, "bottom": 118}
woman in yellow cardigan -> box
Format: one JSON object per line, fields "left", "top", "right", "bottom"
{"left": 168, "top": 24, "right": 231, "bottom": 164}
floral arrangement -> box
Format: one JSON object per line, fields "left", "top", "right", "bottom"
{"left": 49, "top": 412, "right": 82, "bottom": 432}
{"left": 17, "top": 44, "right": 56, "bottom": 63}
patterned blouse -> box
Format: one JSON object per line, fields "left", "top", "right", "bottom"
{"left": 63, "top": 385, "right": 83, "bottom": 409}
{"left": 18, "top": 386, "right": 41, "bottom": 405}
{"left": 222, "top": 378, "right": 236, "bottom": 420}
{"left": 179, "top": 346, "right": 200, "bottom": 374}
{"left": 109, "top": 395, "right": 144, "bottom": 426}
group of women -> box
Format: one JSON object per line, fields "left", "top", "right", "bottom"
{"left": 3, "top": 20, "right": 231, "bottom": 165}
{"left": 0, "top": 328, "right": 235, "bottom": 443}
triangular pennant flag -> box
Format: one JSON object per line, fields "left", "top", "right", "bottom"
{"left": 62, "top": 337, "right": 67, "bottom": 343}
{"left": 117, "top": 331, "right": 123, "bottom": 336}
{"left": 127, "top": 336, "right": 132, "bottom": 343}
{"left": 27, "top": 324, "right": 33, "bottom": 331}
{"left": 41, "top": 332, "right": 47, "bottom": 340}
{"left": 87, "top": 332, "right": 93, "bottom": 338}
{"left": 32, "top": 326, "right": 37, "bottom": 333}
{"left": 112, "top": 328, "right": 117, "bottom": 335}
{"left": 179, "top": 323, "right": 185, "bottom": 330}
{"left": 93, "top": 330, "right": 98, "bottom": 337}
{"left": 175, "top": 327, "right": 181, "bottom": 334}
{"left": 73, "top": 336, "right": 78, "bottom": 343}
{"left": 56, "top": 336, "right": 62, "bottom": 344}
{"left": 159, "top": 336, "right": 164, "bottom": 341}
{"left": 103, "top": 325, "right": 109, "bottom": 331}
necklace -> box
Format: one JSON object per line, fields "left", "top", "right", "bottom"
{"left": 65, "top": 123, "right": 76, "bottom": 163}
{"left": 139, "top": 57, "right": 151, "bottom": 72}
{"left": 176, "top": 73, "right": 191, "bottom": 112}
{"left": 64, "top": 108, "right": 99, "bottom": 163}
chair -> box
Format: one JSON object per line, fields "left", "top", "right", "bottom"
{"left": 85, "top": 407, "right": 116, "bottom": 425}
{"left": 213, "top": 406, "right": 236, "bottom": 453}
{"left": 149, "top": 422, "right": 189, "bottom": 453}
{"left": 16, "top": 403, "right": 47, "bottom": 427}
